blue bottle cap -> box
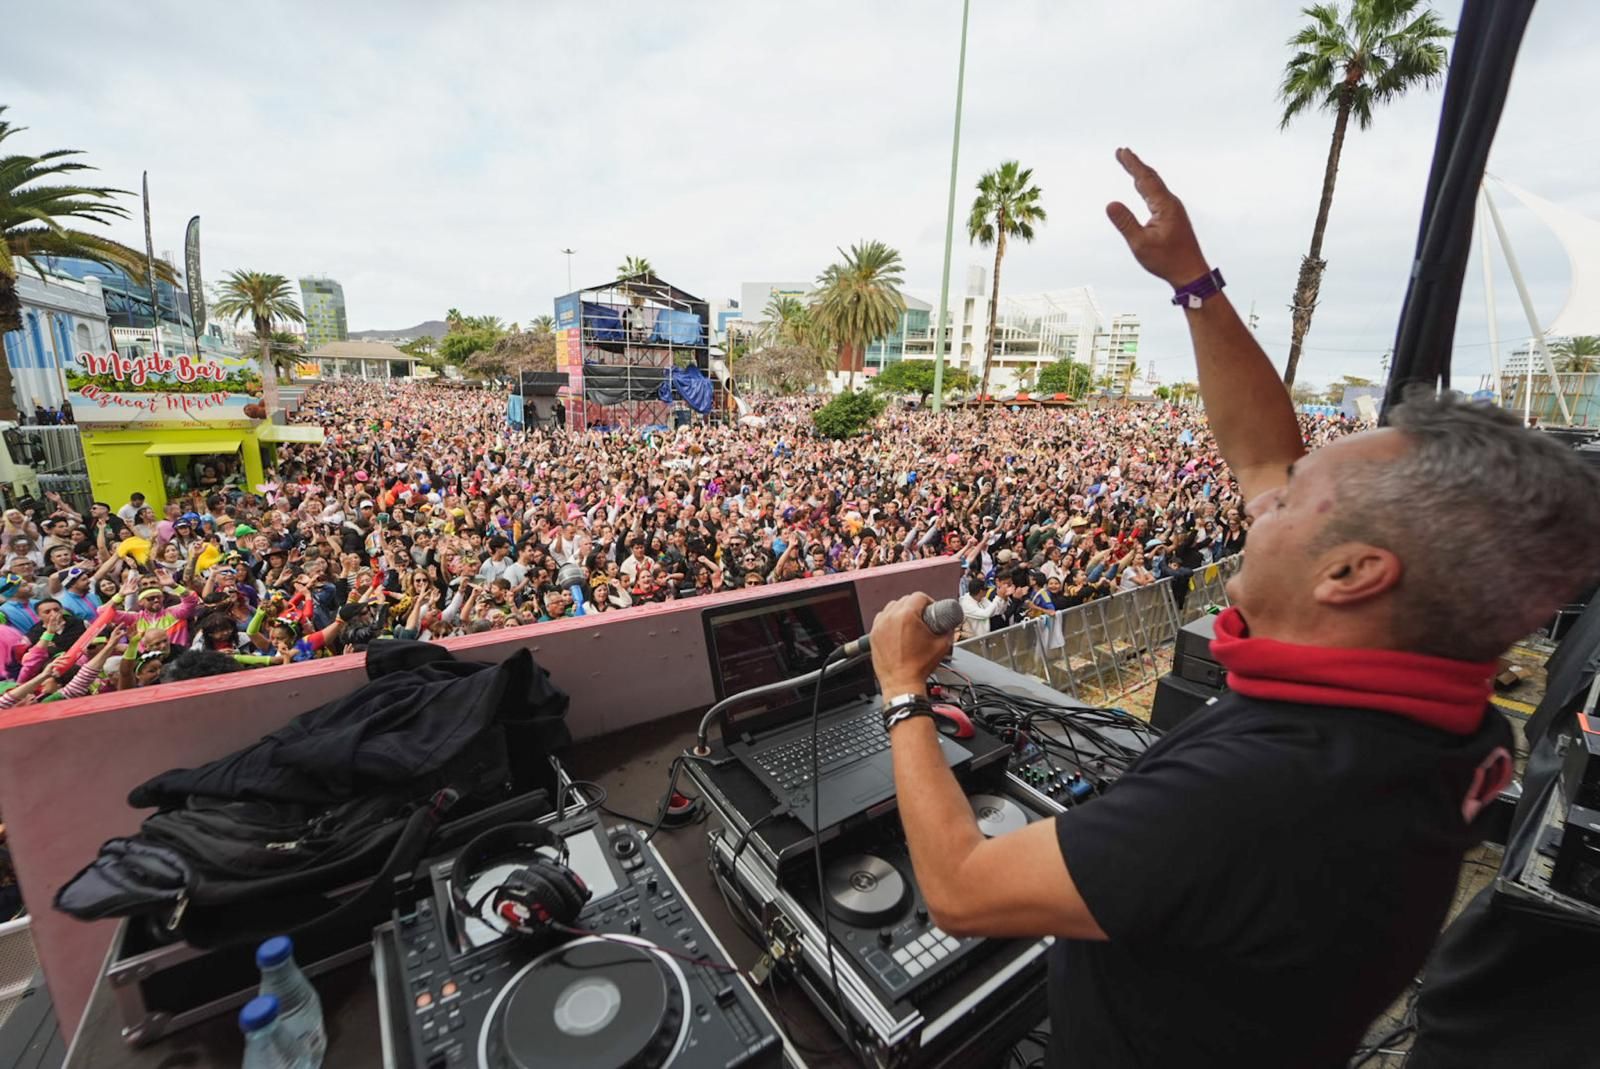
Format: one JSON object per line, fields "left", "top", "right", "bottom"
{"left": 256, "top": 935, "right": 293, "bottom": 968}
{"left": 239, "top": 994, "right": 280, "bottom": 1032}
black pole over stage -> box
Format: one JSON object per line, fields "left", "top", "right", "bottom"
{"left": 1381, "top": 0, "right": 1536, "bottom": 421}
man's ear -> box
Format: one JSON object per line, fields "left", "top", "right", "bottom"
{"left": 1311, "top": 542, "right": 1402, "bottom": 606}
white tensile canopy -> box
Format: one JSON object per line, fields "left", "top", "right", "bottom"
{"left": 1496, "top": 179, "right": 1600, "bottom": 337}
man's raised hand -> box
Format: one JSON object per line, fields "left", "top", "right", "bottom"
{"left": 1105, "top": 148, "right": 1209, "bottom": 287}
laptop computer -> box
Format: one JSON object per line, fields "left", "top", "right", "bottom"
{"left": 703, "top": 583, "right": 971, "bottom": 832}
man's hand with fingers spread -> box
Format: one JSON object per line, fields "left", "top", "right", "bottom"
{"left": 1105, "top": 147, "right": 1211, "bottom": 287}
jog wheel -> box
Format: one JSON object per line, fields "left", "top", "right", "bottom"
{"left": 480, "top": 937, "right": 689, "bottom": 1069}
{"left": 969, "top": 794, "right": 1029, "bottom": 838}
{"left": 824, "top": 853, "right": 909, "bottom": 927}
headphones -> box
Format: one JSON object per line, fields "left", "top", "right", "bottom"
{"left": 449, "top": 823, "right": 590, "bottom": 937}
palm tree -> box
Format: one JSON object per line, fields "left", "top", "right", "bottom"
{"left": 968, "top": 161, "right": 1047, "bottom": 406}
{"left": 1278, "top": 0, "right": 1451, "bottom": 386}
{"left": 1, "top": 106, "right": 177, "bottom": 418}
{"left": 810, "top": 241, "right": 906, "bottom": 392}
{"left": 762, "top": 295, "right": 809, "bottom": 346}
{"left": 1553, "top": 335, "right": 1600, "bottom": 373}
{"left": 212, "top": 270, "right": 304, "bottom": 415}
{"left": 529, "top": 314, "right": 555, "bottom": 335}
{"left": 1121, "top": 359, "right": 1140, "bottom": 399}
{"left": 235, "top": 329, "right": 307, "bottom": 379}
{"left": 617, "top": 256, "right": 652, "bottom": 279}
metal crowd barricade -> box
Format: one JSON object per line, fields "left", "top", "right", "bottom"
{"left": 1181, "top": 554, "right": 1243, "bottom": 623}
{"left": 957, "top": 554, "right": 1241, "bottom": 704}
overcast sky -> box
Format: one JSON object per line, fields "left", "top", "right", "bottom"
{"left": 6, "top": 0, "right": 1597, "bottom": 392}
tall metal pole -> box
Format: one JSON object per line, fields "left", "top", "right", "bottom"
{"left": 1523, "top": 335, "right": 1535, "bottom": 426}
{"left": 559, "top": 248, "right": 576, "bottom": 293}
{"left": 930, "top": 0, "right": 970, "bottom": 414}
{"left": 1476, "top": 187, "right": 1503, "bottom": 406}
{"left": 1482, "top": 184, "right": 1572, "bottom": 424}
{"left": 141, "top": 172, "right": 160, "bottom": 359}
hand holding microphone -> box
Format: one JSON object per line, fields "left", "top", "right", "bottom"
{"left": 855, "top": 594, "right": 963, "bottom": 697}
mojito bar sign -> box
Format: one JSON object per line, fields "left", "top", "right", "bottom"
{"left": 69, "top": 348, "right": 265, "bottom": 424}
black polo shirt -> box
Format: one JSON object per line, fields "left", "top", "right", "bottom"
{"left": 1049, "top": 692, "right": 1512, "bottom": 1068}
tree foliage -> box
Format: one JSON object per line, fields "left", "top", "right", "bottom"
{"left": 1279, "top": 1, "right": 1453, "bottom": 132}
{"left": 213, "top": 270, "right": 304, "bottom": 412}
{"left": 869, "top": 360, "right": 974, "bottom": 402}
{"left": 738, "top": 345, "right": 828, "bottom": 395}
{"left": 811, "top": 241, "right": 906, "bottom": 391}
{"left": 617, "top": 256, "right": 652, "bottom": 278}
{"left": 436, "top": 310, "right": 506, "bottom": 365}
{"left": 466, "top": 327, "right": 555, "bottom": 379}
{"left": 812, "top": 388, "right": 886, "bottom": 440}
{"left": 1290, "top": 382, "right": 1324, "bottom": 406}
{"left": 398, "top": 336, "right": 437, "bottom": 362}
{"left": 0, "top": 106, "right": 178, "bottom": 337}
{"left": 1035, "top": 358, "right": 1092, "bottom": 397}
{"left": 968, "top": 160, "right": 1046, "bottom": 403}
{"left": 1553, "top": 335, "right": 1600, "bottom": 373}
{"left": 1277, "top": 1, "right": 1452, "bottom": 387}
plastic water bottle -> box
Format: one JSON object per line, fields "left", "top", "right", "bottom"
{"left": 239, "top": 995, "right": 312, "bottom": 1069}
{"left": 256, "top": 936, "right": 326, "bottom": 1067}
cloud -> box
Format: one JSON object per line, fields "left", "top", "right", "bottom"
{"left": 6, "top": 0, "right": 1596, "bottom": 391}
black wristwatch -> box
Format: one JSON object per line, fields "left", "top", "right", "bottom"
{"left": 881, "top": 692, "right": 935, "bottom": 732}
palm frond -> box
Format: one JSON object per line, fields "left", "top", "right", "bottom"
{"left": 1278, "top": 0, "right": 1451, "bottom": 129}
{"left": 967, "top": 159, "right": 1047, "bottom": 248}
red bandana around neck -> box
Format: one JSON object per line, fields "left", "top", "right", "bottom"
{"left": 1208, "top": 607, "right": 1494, "bottom": 735}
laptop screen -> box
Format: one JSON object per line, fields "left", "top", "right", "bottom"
{"left": 704, "top": 585, "right": 878, "bottom": 741}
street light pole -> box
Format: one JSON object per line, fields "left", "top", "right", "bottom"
{"left": 930, "top": 0, "right": 970, "bottom": 414}
{"left": 559, "top": 248, "right": 576, "bottom": 294}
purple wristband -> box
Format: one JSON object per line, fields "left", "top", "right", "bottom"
{"left": 1171, "top": 268, "right": 1226, "bottom": 309}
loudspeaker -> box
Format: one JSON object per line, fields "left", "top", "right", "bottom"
{"left": 1150, "top": 672, "right": 1222, "bottom": 732}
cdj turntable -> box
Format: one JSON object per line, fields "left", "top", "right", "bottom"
{"left": 373, "top": 811, "right": 786, "bottom": 1069}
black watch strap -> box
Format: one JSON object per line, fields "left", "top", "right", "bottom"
{"left": 882, "top": 694, "right": 935, "bottom": 732}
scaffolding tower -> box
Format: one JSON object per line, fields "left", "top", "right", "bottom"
{"left": 552, "top": 273, "right": 716, "bottom": 432}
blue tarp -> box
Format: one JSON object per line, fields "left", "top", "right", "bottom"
{"left": 652, "top": 309, "right": 703, "bottom": 346}
{"left": 657, "top": 366, "right": 714, "bottom": 413}
{"left": 583, "top": 302, "right": 626, "bottom": 342}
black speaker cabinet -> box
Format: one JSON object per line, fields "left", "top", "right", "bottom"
{"left": 1150, "top": 672, "right": 1222, "bottom": 732}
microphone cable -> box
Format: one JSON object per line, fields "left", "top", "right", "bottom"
{"left": 810, "top": 645, "right": 852, "bottom": 1058}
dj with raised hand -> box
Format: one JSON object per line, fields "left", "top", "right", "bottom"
{"left": 867, "top": 147, "right": 1600, "bottom": 1067}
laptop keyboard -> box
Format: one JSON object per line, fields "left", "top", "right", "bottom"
{"left": 752, "top": 712, "right": 888, "bottom": 791}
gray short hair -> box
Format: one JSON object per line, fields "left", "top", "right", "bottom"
{"left": 1330, "top": 390, "right": 1600, "bottom": 661}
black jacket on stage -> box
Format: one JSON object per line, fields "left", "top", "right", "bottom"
{"left": 55, "top": 640, "right": 570, "bottom": 945}
{"left": 131, "top": 639, "right": 568, "bottom": 808}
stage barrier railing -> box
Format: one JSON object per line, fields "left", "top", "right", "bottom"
{"left": 955, "top": 555, "right": 1242, "bottom": 704}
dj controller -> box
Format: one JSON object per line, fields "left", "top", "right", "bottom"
{"left": 373, "top": 812, "right": 785, "bottom": 1069}
{"left": 794, "top": 791, "right": 1044, "bottom": 1005}
{"left": 701, "top": 762, "right": 1061, "bottom": 1067}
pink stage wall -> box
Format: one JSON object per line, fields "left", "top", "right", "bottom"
{"left": 0, "top": 559, "right": 956, "bottom": 1036}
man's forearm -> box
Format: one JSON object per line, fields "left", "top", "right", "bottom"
{"left": 1184, "top": 294, "right": 1304, "bottom": 489}
{"left": 887, "top": 716, "right": 986, "bottom": 926}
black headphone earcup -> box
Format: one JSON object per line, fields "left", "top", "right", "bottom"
{"left": 529, "top": 859, "right": 589, "bottom": 923}
{"left": 497, "top": 861, "right": 588, "bottom": 932}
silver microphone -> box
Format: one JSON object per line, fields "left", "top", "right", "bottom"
{"left": 839, "top": 597, "right": 964, "bottom": 659}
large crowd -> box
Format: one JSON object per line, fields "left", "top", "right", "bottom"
{"left": 0, "top": 381, "right": 1362, "bottom": 704}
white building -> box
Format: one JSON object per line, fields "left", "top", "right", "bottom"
{"left": 738, "top": 281, "right": 814, "bottom": 325}
{"left": 899, "top": 266, "right": 1140, "bottom": 393}
{"left": 1, "top": 265, "right": 115, "bottom": 412}
{"left": 1094, "top": 314, "right": 1143, "bottom": 386}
